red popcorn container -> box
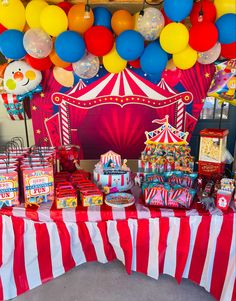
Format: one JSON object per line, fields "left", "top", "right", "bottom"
{"left": 216, "top": 190, "right": 233, "bottom": 211}
{"left": 57, "top": 145, "right": 80, "bottom": 172}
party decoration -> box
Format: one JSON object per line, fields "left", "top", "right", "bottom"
{"left": 0, "top": 23, "right": 7, "bottom": 34}
{"left": 103, "top": 47, "right": 127, "bottom": 73}
{"left": 53, "top": 67, "right": 74, "bottom": 87}
{"left": 25, "top": 0, "right": 48, "bottom": 28}
{"left": 25, "top": 54, "right": 52, "bottom": 71}
{"left": 221, "top": 42, "right": 236, "bottom": 59}
{"left": 173, "top": 45, "right": 197, "bottom": 70}
{"left": 197, "top": 42, "right": 221, "bottom": 65}
{"left": 57, "top": 2, "right": 72, "bottom": 15}
{"left": 0, "top": 30, "right": 26, "bottom": 60}
{"left": 189, "top": 21, "right": 218, "bottom": 52}
{"left": 84, "top": 26, "right": 114, "bottom": 57}
{"left": 164, "top": 0, "right": 193, "bottom": 22}
{"left": 128, "top": 59, "right": 141, "bottom": 69}
{"left": 93, "top": 7, "right": 112, "bottom": 29}
{"left": 40, "top": 5, "right": 68, "bottom": 37}
{"left": 208, "top": 60, "right": 236, "bottom": 105}
{"left": 160, "top": 23, "right": 189, "bottom": 54}
{"left": 215, "top": 14, "right": 236, "bottom": 44}
{"left": 23, "top": 28, "right": 53, "bottom": 59}
{"left": 68, "top": 4, "right": 94, "bottom": 35}
{"left": 55, "top": 31, "right": 86, "bottom": 63}
{"left": 162, "top": 65, "right": 182, "bottom": 87}
{"left": 116, "top": 30, "right": 144, "bottom": 61}
{"left": 140, "top": 42, "right": 168, "bottom": 75}
{"left": 214, "top": 0, "right": 236, "bottom": 19}
{"left": 111, "top": 10, "right": 134, "bottom": 35}
{"left": 136, "top": 7, "right": 164, "bottom": 41}
{"left": 72, "top": 53, "right": 99, "bottom": 79}
{"left": 49, "top": 50, "right": 70, "bottom": 68}
{"left": 190, "top": 0, "right": 216, "bottom": 24}
{"left": 0, "top": 0, "right": 25, "bottom": 31}
{"left": 3, "top": 60, "right": 42, "bottom": 98}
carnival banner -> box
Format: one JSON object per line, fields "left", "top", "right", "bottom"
{"left": 31, "top": 63, "right": 215, "bottom": 159}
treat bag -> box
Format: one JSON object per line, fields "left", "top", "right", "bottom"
{"left": 0, "top": 171, "right": 19, "bottom": 208}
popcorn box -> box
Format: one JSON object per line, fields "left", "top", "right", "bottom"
{"left": 55, "top": 194, "right": 77, "bottom": 209}
{"left": 0, "top": 171, "right": 19, "bottom": 208}
{"left": 216, "top": 190, "right": 233, "bottom": 211}
{"left": 80, "top": 190, "right": 103, "bottom": 207}
{"left": 199, "top": 129, "right": 229, "bottom": 163}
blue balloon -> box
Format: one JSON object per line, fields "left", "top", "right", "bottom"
{"left": 164, "top": 0, "right": 193, "bottom": 22}
{"left": 93, "top": 7, "right": 112, "bottom": 30}
{"left": 140, "top": 42, "right": 168, "bottom": 75}
{"left": 55, "top": 31, "right": 86, "bottom": 63}
{"left": 116, "top": 30, "right": 144, "bottom": 61}
{"left": 216, "top": 14, "right": 236, "bottom": 44}
{"left": 0, "top": 30, "right": 26, "bottom": 60}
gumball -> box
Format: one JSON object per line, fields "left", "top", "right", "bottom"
{"left": 111, "top": 10, "right": 134, "bottom": 35}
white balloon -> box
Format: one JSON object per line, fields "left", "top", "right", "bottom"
{"left": 136, "top": 7, "right": 164, "bottom": 41}
{"left": 72, "top": 53, "right": 99, "bottom": 79}
{"left": 23, "top": 28, "right": 53, "bottom": 59}
{"left": 197, "top": 42, "right": 221, "bottom": 65}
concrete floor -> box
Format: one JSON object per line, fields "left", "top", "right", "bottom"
{"left": 14, "top": 261, "right": 214, "bottom": 301}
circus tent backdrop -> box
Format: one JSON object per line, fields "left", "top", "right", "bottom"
{"left": 31, "top": 63, "right": 215, "bottom": 159}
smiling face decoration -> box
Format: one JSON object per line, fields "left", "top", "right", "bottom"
{"left": 3, "top": 61, "right": 42, "bottom": 95}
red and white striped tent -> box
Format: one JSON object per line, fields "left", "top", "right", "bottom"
{"left": 52, "top": 69, "right": 193, "bottom": 145}
{"left": 145, "top": 115, "right": 188, "bottom": 145}
{"left": 100, "top": 150, "right": 121, "bottom": 167}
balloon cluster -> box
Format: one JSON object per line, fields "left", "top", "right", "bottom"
{"left": 0, "top": 0, "right": 235, "bottom": 80}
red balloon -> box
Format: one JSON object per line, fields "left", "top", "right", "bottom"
{"left": 189, "top": 22, "right": 218, "bottom": 52}
{"left": 221, "top": 42, "right": 236, "bottom": 59}
{"left": 162, "top": 68, "right": 182, "bottom": 87}
{"left": 128, "top": 59, "right": 141, "bottom": 69}
{"left": 0, "top": 23, "right": 7, "bottom": 34}
{"left": 84, "top": 26, "right": 114, "bottom": 57}
{"left": 190, "top": 0, "right": 216, "bottom": 24}
{"left": 25, "top": 54, "right": 52, "bottom": 71}
{"left": 57, "top": 2, "right": 72, "bottom": 15}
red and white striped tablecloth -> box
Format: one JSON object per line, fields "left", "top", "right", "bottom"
{"left": 0, "top": 202, "right": 235, "bottom": 301}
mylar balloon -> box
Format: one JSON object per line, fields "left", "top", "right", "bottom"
{"left": 0, "top": 30, "right": 26, "bottom": 60}
{"left": 111, "top": 10, "right": 134, "bottom": 35}
{"left": 189, "top": 21, "right": 218, "bottom": 52}
{"left": 84, "top": 26, "right": 114, "bottom": 57}
{"left": 93, "top": 7, "right": 112, "bottom": 29}
{"left": 214, "top": 0, "right": 236, "bottom": 19}
{"left": 140, "top": 42, "right": 168, "bottom": 75}
{"left": 55, "top": 31, "right": 86, "bottom": 63}
{"left": 23, "top": 28, "right": 53, "bottom": 59}
{"left": 26, "top": 0, "right": 48, "bottom": 28}
{"left": 103, "top": 47, "right": 127, "bottom": 73}
{"left": 136, "top": 7, "right": 164, "bottom": 41}
{"left": 197, "top": 42, "right": 221, "bottom": 65}
{"left": 160, "top": 23, "right": 189, "bottom": 54}
{"left": 208, "top": 60, "right": 236, "bottom": 105}
{"left": 40, "top": 5, "right": 68, "bottom": 37}
{"left": 221, "top": 42, "right": 236, "bottom": 59}
{"left": 0, "top": 0, "right": 25, "bottom": 31}
{"left": 215, "top": 14, "right": 236, "bottom": 44}
{"left": 3, "top": 60, "right": 42, "bottom": 96}
{"left": 190, "top": 0, "right": 216, "bottom": 24}
{"left": 72, "top": 53, "right": 99, "bottom": 79}
{"left": 164, "top": 0, "right": 193, "bottom": 22}
{"left": 68, "top": 4, "right": 94, "bottom": 35}
{"left": 173, "top": 45, "right": 197, "bottom": 70}
{"left": 116, "top": 30, "right": 144, "bottom": 61}
{"left": 25, "top": 54, "right": 52, "bottom": 71}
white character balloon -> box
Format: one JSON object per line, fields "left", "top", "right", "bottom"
{"left": 3, "top": 60, "right": 42, "bottom": 96}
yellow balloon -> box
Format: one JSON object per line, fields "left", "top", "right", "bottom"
{"left": 173, "top": 45, "right": 197, "bottom": 70}
{"left": 214, "top": 0, "right": 236, "bottom": 18}
{"left": 103, "top": 47, "right": 127, "bottom": 74}
{"left": 26, "top": 0, "right": 48, "bottom": 28}
{"left": 160, "top": 23, "right": 189, "bottom": 54}
{"left": 133, "top": 12, "right": 140, "bottom": 31}
{"left": 40, "top": 5, "right": 68, "bottom": 37}
{"left": 0, "top": 0, "right": 25, "bottom": 31}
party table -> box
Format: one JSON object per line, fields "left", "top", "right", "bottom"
{"left": 0, "top": 194, "right": 235, "bottom": 301}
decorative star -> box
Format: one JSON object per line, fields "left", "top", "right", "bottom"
{"left": 44, "top": 117, "right": 49, "bottom": 122}
{"left": 205, "top": 73, "right": 210, "bottom": 78}
{"left": 32, "top": 106, "right": 37, "bottom": 111}
{"left": 40, "top": 92, "right": 45, "bottom": 98}
{"left": 36, "top": 129, "right": 41, "bottom": 134}
{"left": 44, "top": 137, "right": 48, "bottom": 142}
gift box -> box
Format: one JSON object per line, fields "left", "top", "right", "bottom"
{"left": 216, "top": 190, "right": 233, "bottom": 211}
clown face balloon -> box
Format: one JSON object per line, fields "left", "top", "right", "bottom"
{"left": 3, "top": 61, "right": 42, "bottom": 95}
